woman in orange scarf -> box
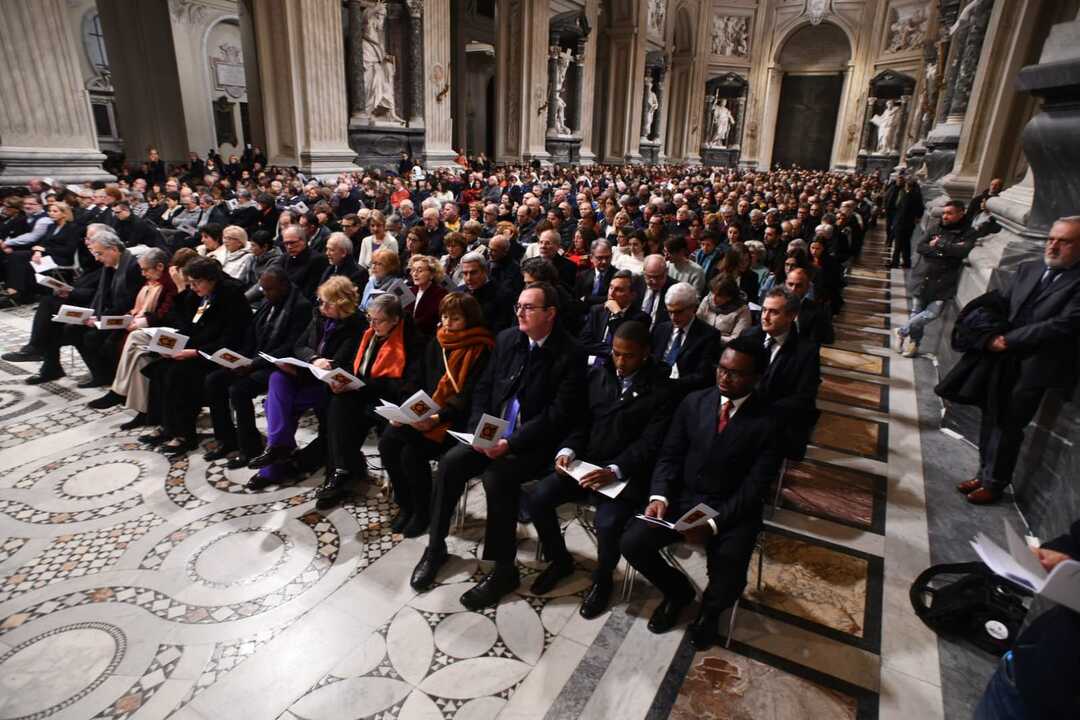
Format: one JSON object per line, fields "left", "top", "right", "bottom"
{"left": 378, "top": 292, "right": 494, "bottom": 537}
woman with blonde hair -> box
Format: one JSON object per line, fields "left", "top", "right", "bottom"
{"left": 220, "top": 225, "right": 255, "bottom": 284}
{"left": 407, "top": 254, "right": 448, "bottom": 336}
{"left": 247, "top": 275, "right": 366, "bottom": 489}
{"left": 357, "top": 209, "right": 398, "bottom": 268}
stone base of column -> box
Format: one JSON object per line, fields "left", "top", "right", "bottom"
{"left": 546, "top": 136, "right": 582, "bottom": 165}
{"left": 297, "top": 148, "right": 358, "bottom": 179}
{"left": 0, "top": 147, "right": 114, "bottom": 185}
{"left": 421, "top": 148, "right": 458, "bottom": 169}
{"left": 923, "top": 122, "right": 962, "bottom": 182}
{"left": 349, "top": 126, "right": 424, "bottom": 171}
{"left": 522, "top": 152, "right": 552, "bottom": 167}
{"left": 578, "top": 149, "right": 596, "bottom": 165}
{"left": 855, "top": 153, "right": 901, "bottom": 176}
{"left": 638, "top": 141, "right": 660, "bottom": 164}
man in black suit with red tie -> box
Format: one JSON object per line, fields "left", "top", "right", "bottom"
{"left": 527, "top": 320, "right": 675, "bottom": 618}
{"left": 410, "top": 282, "right": 587, "bottom": 607}
{"left": 621, "top": 334, "right": 781, "bottom": 649}
{"left": 959, "top": 217, "right": 1080, "bottom": 504}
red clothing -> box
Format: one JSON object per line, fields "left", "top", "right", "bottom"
{"left": 390, "top": 189, "right": 411, "bottom": 208}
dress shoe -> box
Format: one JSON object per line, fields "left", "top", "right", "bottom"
{"left": 647, "top": 591, "right": 694, "bottom": 634}
{"left": 410, "top": 546, "right": 448, "bottom": 591}
{"left": 25, "top": 369, "right": 64, "bottom": 385}
{"left": 315, "top": 470, "right": 351, "bottom": 510}
{"left": 246, "top": 473, "right": 274, "bottom": 491}
{"left": 390, "top": 511, "right": 412, "bottom": 534}
{"left": 248, "top": 445, "right": 294, "bottom": 469}
{"left": 530, "top": 557, "right": 574, "bottom": 595}
{"left": 203, "top": 446, "right": 235, "bottom": 462}
{"left": 119, "top": 413, "right": 148, "bottom": 431}
{"left": 402, "top": 514, "right": 429, "bottom": 539}
{"left": 225, "top": 453, "right": 250, "bottom": 470}
{"left": 688, "top": 609, "right": 722, "bottom": 650}
{"left": 460, "top": 565, "right": 521, "bottom": 610}
{"left": 76, "top": 376, "right": 106, "bottom": 389}
{"left": 2, "top": 348, "right": 42, "bottom": 362}
{"left": 87, "top": 391, "right": 123, "bottom": 409}
{"left": 161, "top": 438, "right": 198, "bottom": 457}
{"left": 138, "top": 430, "right": 169, "bottom": 446}
{"left": 956, "top": 477, "right": 983, "bottom": 494}
{"left": 579, "top": 579, "right": 613, "bottom": 619}
{"left": 966, "top": 487, "right": 1003, "bottom": 505}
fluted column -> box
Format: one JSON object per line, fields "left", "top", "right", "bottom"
{"left": 495, "top": 0, "right": 550, "bottom": 164}
{"left": 599, "top": 0, "right": 648, "bottom": 163}
{"left": 346, "top": 0, "right": 367, "bottom": 124}
{"left": 251, "top": 0, "right": 355, "bottom": 174}
{"left": 578, "top": 0, "right": 600, "bottom": 163}
{"left": 0, "top": 0, "right": 112, "bottom": 183}
{"left": 422, "top": 0, "right": 454, "bottom": 165}
{"left": 407, "top": 0, "right": 425, "bottom": 127}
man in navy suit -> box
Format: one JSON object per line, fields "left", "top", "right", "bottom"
{"left": 579, "top": 270, "right": 649, "bottom": 358}
{"left": 621, "top": 334, "right": 781, "bottom": 649}
{"left": 635, "top": 254, "right": 675, "bottom": 329}
{"left": 575, "top": 239, "right": 616, "bottom": 309}
{"left": 650, "top": 282, "right": 720, "bottom": 397}
{"left": 960, "top": 217, "right": 1080, "bottom": 504}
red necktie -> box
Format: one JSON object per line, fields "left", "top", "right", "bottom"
{"left": 716, "top": 401, "right": 732, "bottom": 434}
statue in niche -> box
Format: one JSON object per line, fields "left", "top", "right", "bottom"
{"left": 917, "top": 61, "right": 938, "bottom": 136}
{"left": 648, "top": 0, "right": 666, "bottom": 35}
{"left": 869, "top": 99, "right": 902, "bottom": 153}
{"left": 642, "top": 77, "right": 659, "bottom": 141}
{"left": 551, "top": 47, "right": 573, "bottom": 135}
{"left": 706, "top": 95, "right": 735, "bottom": 148}
{"left": 361, "top": 1, "right": 404, "bottom": 124}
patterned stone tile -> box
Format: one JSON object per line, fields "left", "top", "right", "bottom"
{"left": 812, "top": 411, "right": 888, "bottom": 461}
{"left": 91, "top": 644, "right": 183, "bottom": 720}
{"left": 0, "top": 537, "right": 27, "bottom": 565}
{"left": 820, "top": 347, "right": 887, "bottom": 377}
{"left": 820, "top": 374, "right": 888, "bottom": 412}
{"left": 775, "top": 459, "right": 886, "bottom": 533}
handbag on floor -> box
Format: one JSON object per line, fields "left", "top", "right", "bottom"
{"left": 909, "top": 561, "right": 1032, "bottom": 655}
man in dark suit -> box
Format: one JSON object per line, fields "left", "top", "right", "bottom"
{"left": 575, "top": 238, "right": 615, "bottom": 309}
{"left": 487, "top": 234, "right": 523, "bottom": 297}
{"left": 651, "top": 282, "right": 720, "bottom": 397}
{"left": 537, "top": 229, "right": 578, "bottom": 290}
{"left": 885, "top": 173, "right": 924, "bottom": 269}
{"left": 410, "top": 282, "right": 587, "bottom": 608}
{"left": 319, "top": 233, "right": 368, "bottom": 289}
{"left": 635, "top": 254, "right": 675, "bottom": 329}
{"left": 959, "top": 217, "right": 1080, "bottom": 504}
{"left": 620, "top": 335, "right": 781, "bottom": 649}
{"left": 113, "top": 202, "right": 163, "bottom": 249}
{"left": 785, "top": 268, "right": 835, "bottom": 346}
{"left": 740, "top": 287, "right": 821, "bottom": 456}
{"left": 528, "top": 320, "right": 674, "bottom": 617}
{"left": 579, "top": 270, "right": 649, "bottom": 358}
{"left": 459, "top": 252, "right": 511, "bottom": 332}
{"left": 280, "top": 225, "right": 328, "bottom": 303}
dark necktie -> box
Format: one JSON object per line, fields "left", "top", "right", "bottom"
{"left": 664, "top": 328, "right": 684, "bottom": 365}
{"left": 716, "top": 401, "right": 732, "bottom": 434}
{"left": 1037, "top": 268, "right": 1062, "bottom": 297}
{"left": 592, "top": 272, "right": 602, "bottom": 296}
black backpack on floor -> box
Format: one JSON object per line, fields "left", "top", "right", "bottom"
{"left": 910, "top": 561, "right": 1033, "bottom": 655}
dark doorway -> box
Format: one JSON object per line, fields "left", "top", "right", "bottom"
{"left": 772, "top": 74, "right": 844, "bottom": 170}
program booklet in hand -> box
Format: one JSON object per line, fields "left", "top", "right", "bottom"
{"left": 94, "top": 315, "right": 133, "bottom": 330}
{"left": 35, "top": 274, "right": 73, "bottom": 293}
{"left": 309, "top": 364, "right": 365, "bottom": 391}
{"left": 200, "top": 348, "right": 253, "bottom": 369}
{"left": 31, "top": 255, "right": 59, "bottom": 273}
{"left": 257, "top": 352, "right": 314, "bottom": 370}
{"left": 971, "top": 520, "right": 1080, "bottom": 613}
{"left": 635, "top": 502, "right": 719, "bottom": 532}
{"left": 374, "top": 390, "right": 440, "bottom": 424}
{"left": 448, "top": 413, "right": 509, "bottom": 450}
{"left": 51, "top": 305, "right": 93, "bottom": 325}
{"left": 563, "top": 459, "right": 628, "bottom": 499}
{"left": 147, "top": 328, "right": 189, "bottom": 356}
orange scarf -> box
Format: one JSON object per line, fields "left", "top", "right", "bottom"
{"left": 423, "top": 325, "right": 494, "bottom": 442}
{"left": 352, "top": 321, "right": 406, "bottom": 378}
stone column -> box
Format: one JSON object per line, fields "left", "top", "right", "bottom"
{"left": 570, "top": 45, "right": 586, "bottom": 133}
{"left": 408, "top": 1, "right": 425, "bottom": 127}
{"left": 495, "top": 0, "right": 550, "bottom": 164}
{"left": 859, "top": 97, "right": 875, "bottom": 154}
{"left": 0, "top": 0, "right": 112, "bottom": 183}
{"left": 346, "top": 0, "right": 367, "bottom": 125}
{"left": 251, "top": 0, "right": 355, "bottom": 175}
{"left": 732, "top": 92, "right": 747, "bottom": 150}
{"left": 599, "top": 0, "right": 648, "bottom": 163}
{"left": 423, "top": 0, "right": 455, "bottom": 166}
{"left": 654, "top": 60, "right": 672, "bottom": 156}
{"left": 578, "top": 0, "right": 600, "bottom": 163}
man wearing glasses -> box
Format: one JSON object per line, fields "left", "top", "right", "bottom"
{"left": 280, "top": 225, "right": 328, "bottom": 303}
{"left": 410, "top": 282, "right": 586, "bottom": 607}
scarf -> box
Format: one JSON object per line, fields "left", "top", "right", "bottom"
{"left": 423, "top": 325, "right": 494, "bottom": 442}
{"left": 352, "top": 320, "right": 406, "bottom": 378}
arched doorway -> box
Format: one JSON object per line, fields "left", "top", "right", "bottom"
{"left": 770, "top": 22, "right": 851, "bottom": 170}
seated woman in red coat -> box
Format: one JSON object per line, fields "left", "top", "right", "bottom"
{"left": 407, "top": 254, "right": 448, "bottom": 337}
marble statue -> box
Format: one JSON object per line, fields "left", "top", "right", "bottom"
{"left": 706, "top": 96, "right": 734, "bottom": 148}
{"left": 711, "top": 16, "right": 750, "bottom": 57}
{"left": 642, "top": 78, "right": 659, "bottom": 141}
{"left": 647, "top": 0, "right": 666, "bottom": 35}
{"left": 550, "top": 47, "right": 573, "bottom": 135}
{"left": 361, "top": 1, "right": 403, "bottom": 124}
{"left": 870, "top": 99, "right": 902, "bottom": 153}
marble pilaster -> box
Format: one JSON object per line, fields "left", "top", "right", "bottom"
{"left": 546, "top": 46, "right": 560, "bottom": 134}
{"left": 251, "top": 0, "right": 356, "bottom": 175}
{"left": 570, "top": 48, "right": 585, "bottom": 134}
{"left": 494, "top": 0, "right": 550, "bottom": 164}
{"left": 407, "top": 0, "right": 425, "bottom": 127}
{"left": 346, "top": 0, "right": 367, "bottom": 124}
{"left": 0, "top": 0, "right": 112, "bottom": 183}
{"left": 422, "top": 0, "right": 455, "bottom": 166}
{"left": 598, "top": 1, "right": 648, "bottom": 163}
{"left": 577, "top": 0, "right": 600, "bottom": 163}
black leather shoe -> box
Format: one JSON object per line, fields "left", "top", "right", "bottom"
{"left": 225, "top": 453, "right": 250, "bottom": 470}
{"left": 579, "top": 579, "right": 613, "bottom": 619}
{"left": 390, "top": 511, "right": 412, "bottom": 534}
{"left": 2, "top": 349, "right": 43, "bottom": 362}
{"left": 647, "top": 592, "right": 693, "bottom": 634}
{"left": 530, "top": 557, "right": 574, "bottom": 595}
{"left": 119, "top": 413, "right": 147, "bottom": 431}
{"left": 315, "top": 471, "right": 351, "bottom": 510}
{"left": 138, "top": 431, "right": 169, "bottom": 446}
{"left": 87, "top": 391, "right": 123, "bottom": 409}
{"left": 161, "top": 438, "right": 198, "bottom": 457}
{"left": 203, "top": 446, "right": 235, "bottom": 462}
{"left": 76, "top": 376, "right": 106, "bottom": 389}
{"left": 402, "top": 514, "right": 429, "bottom": 539}
{"left": 410, "top": 546, "right": 448, "bottom": 591}
{"left": 246, "top": 473, "right": 274, "bottom": 490}
{"left": 248, "top": 445, "right": 294, "bottom": 469}
{"left": 460, "top": 566, "right": 520, "bottom": 610}
{"left": 688, "top": 609, "right": 722, "bottom": 650}
{"left": 25, "top": 369, "right": 64, "bottom": 385}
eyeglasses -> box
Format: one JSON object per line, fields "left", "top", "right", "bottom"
{"left": 514, "top": 303, "right": 549, "bottom": 315}
{"left": 716, "top": 366, "right": 753, "bottom": 379}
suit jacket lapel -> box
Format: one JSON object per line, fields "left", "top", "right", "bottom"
{"left": 1011, "top": 264, "right": 1043, "bottom": 319}
{"left": 1035, "top": 265, "right": 1080, "bottom": 306}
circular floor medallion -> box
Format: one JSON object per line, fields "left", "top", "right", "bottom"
{"left": 61, "top": 462, "right": 142, "bottom": 498}
{"left": 189, "top": 528, "right": 291, "bottom": 587}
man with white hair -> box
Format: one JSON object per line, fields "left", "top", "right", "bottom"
{"left": 334, "top": 182, "right": 361, "bottom": 218}
{"left": 421, "top": 207, "right": 447, "bottom": 255}
{"left": 636, "top": 254, "right": 675, "bottom": 329}
{"left": 398, "top": 199, "right": 419, "bottom": 229}
{"left": 650, "top": 281, "right": 718, "bottom": 397}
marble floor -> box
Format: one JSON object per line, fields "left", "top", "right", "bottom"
{"left": 0, "top": 226, "right": 949, "bottom": 720}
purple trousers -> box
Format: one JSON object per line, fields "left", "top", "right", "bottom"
{"left": 258, "top": 370, "right": 327, "bottom": 482}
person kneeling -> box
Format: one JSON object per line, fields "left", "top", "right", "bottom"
{"left": 528, "top": 320, "right": 674, "bottom": 618}
{"left": 620, "top": 336, "right": 781, "bottom": 650}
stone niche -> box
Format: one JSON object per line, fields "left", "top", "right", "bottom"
{"left": 638, "top": 50, "right": 667, "bottom": 164}
{"left": 700, "top": 72, "right": 747, "bottom": 167}
{"left": 856, "top": 69, "right": 915, "bottom": 175}
{"left": 545, "top": 10, "right": 591, "bottom": 165}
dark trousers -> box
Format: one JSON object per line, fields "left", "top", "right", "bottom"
{"left": 427, "top": 442, "right": 553, "bottom": 561}
{"left": 890, "top": 225, "right": 912, "bottom": 267}
{"left": 3, "top": 249, "right": 36, "bottom": 296}
{"left": 28, "top": 294, "right": 64, "bottom": 349}
{"left": 979, "top": 385, "right": 1045, "bottom": 492}
{"left": 377, "top": 425, "right": 452, "bottom": 518}
{"left": 42, "top": 323, "right": 125, "bottom": 383}
{"left": 158, "top": 358, "right": 213, "bottom": 439}
{"left": 527, "top": 471, "right": 637, "bottom": 583}
{"left": 205, "top": 367, "right": 272, "bottom": 456}
{"left": 325, "top": 389, "right": 381, "bottom": 477}
{"left": 620, "top": 502, "right": 761, "bottom": 613}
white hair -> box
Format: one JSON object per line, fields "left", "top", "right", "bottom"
{"left": 665, "top": 282, "right": 698, "bottom": 308}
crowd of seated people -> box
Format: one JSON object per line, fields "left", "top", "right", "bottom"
{"left": 0, "top": 153, "right": 884, "bottom": 649}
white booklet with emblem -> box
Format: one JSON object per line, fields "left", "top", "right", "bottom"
{"left": 200, "top": 348, "right": 253, "bottom": 369}
{"left": 971, "top": 520, "right": 1080, "bottom": 613}
{"left": 374, "top": 390, "right": 439, "bottom": 424}
{"left": 94, "top": 315, "right": 133, "bottom": 330}
{"left": 563, "top": 459, "right": 628, "bottom": 499}
{"left": 147, "top": 327, "right": 189, "bottom": 356}
{"left": 449, "top": 413, "right": 509, "bottom": 450}
{"left": 36, "top": 273, "right": 73, "bottom": 293}
{"left": 635, "top": 502, "right": 719, "bottom": 532}
{"left": 50, "top": 304, "right": 93, "bottom": 325}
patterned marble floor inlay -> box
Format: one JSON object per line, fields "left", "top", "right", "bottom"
{"left": 821, "top": 347, "right": 888, "bottom": 377}
{"left": 812, "top": 411, "right": 888, "bottom": 461}
{"left": 820, "top": 374, "right": 889, "bottom": 412}
{"left": 835, "top": 310, "right": 890, "bottom": 330}
{"left": 775, "top": 459, "right": 886, "bottom": 533}
{"left": 833, "top": 325, "right": 889, "bottom": 349}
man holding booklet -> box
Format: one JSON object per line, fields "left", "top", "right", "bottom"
{"left": 526, "top": 319, "right": 675, "bottom": 619}
{"left": 620, "top": 334, "right": 781, "bottom": 650}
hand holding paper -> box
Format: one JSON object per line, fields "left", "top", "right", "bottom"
{"left": 448, "top": 413, "right": 509, "bottom": 451}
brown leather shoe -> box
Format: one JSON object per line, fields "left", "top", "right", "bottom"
{"left": 956, "top": 478, "right": 982, "bottom": 494}
{"left": 966, "top": 487, "right": 1002, "bottom": 505}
